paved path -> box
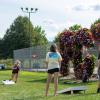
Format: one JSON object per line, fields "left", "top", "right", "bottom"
{"left": 27, "top": 67, "right": 98, "bottom": 74}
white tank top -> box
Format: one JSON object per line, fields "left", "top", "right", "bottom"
{"left": 46, "top": 52, "right": 62, "bottom": 70}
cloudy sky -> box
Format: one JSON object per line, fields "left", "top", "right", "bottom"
{"left": 0, "top": 0, "right": 100, "bottom": 41}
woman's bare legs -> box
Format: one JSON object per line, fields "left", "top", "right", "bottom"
{"left": 45, "top": 73, "right": 52, "bottom": 96}
{"left": 10, "top": 73, "right": 14, "bottom": 81}
{"left": 14, "top": 73, "right": 18, "bottom": 83}
{"left": 54, "top": 72, "right": 59, "bottom": 96}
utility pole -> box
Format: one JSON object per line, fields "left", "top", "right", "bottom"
{"left": 21, "top": 7, "right": 38, "bottom": 68}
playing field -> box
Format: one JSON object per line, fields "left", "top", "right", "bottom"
{"left": 0, "top": 70, "right": 100, "bottom": 100}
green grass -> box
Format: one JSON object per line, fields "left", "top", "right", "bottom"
{"left": 0, "top": 70, "right": 100, "bottom": 100}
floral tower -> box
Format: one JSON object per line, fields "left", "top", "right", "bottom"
{"left": 59, "top": 28, "right": 95, "bottom": 81}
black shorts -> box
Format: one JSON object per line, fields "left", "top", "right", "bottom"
{"left": 12, "top": 72, "right": 19, "bottom": 74}
{"left": 47, "top": 68, "right": 59, "bottom": 74}
{"left": 12, "top": 70, "right": 19, "bottom": 74}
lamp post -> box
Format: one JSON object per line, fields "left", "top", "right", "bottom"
{"left": 21, "top": 7, "right": 38, "bottom": 68}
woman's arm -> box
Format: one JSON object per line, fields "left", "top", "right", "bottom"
{"left": 58, "top": 61, "right": 61, "bottom": 68}
{"left": 58, "top": 52, "right": 62, "bottom": 67}
{"left": 44, "top": 61, "right": 48, "bottom": 69}
{"left": 45, "top": 52, "right": 49, "bottom": 69}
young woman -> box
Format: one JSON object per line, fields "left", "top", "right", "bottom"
{"left": 10, "top": 60, "right": 21, "bottom": 83}
{"left": 45, "top": 44, "right": 62, "bottom": 96}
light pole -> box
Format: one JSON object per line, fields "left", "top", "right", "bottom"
{"left": 21, "top": 7, "right": 38, "bottom": 68}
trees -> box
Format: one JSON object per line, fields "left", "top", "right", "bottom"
{"left": 2, "top": 16, "right": 32, "bottom": 58}
{"left": 90, "top": 18, "right": 100, "bottom": 42}
{"left": 1, "top": 16, "right": 48, "bottom": 58}
{"left": 54, "top": 24, "right": 82, "bottom": 43}
{"left": 0, "top": 38, "right": 3, "bottom": 59}
{"left": 53, "top": 32, "right": 61, "bottom": 43}
{"left": 32, "top": 26, "right": 48, "bottom": 46}
{"left": 69, "top": 24, "right": 82, "bottom": 32}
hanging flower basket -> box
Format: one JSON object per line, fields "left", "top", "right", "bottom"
{"left": 91, "top": 23, "right": 100, "bottom": 42}
{"left": 59, "top": 28, "right": 94, "bottom": 78}
{"left": 75, "top": 28, "right": 94, "bottom": 48}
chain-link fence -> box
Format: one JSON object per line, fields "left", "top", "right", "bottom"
{"left": 13, "top": 44, "right": 51, "bottom": 69}
{"left": 13, "top": 43, "right": 99, "bottom": 70}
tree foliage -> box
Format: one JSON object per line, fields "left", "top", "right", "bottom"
{"left": 90, "top": 18, "right": 100, "bottom": 33}
{"left": 53, "top": 32, "right": 61, "bottom": 43}
{"left": 90, "top": 18, "right": 100, "bottom": 41}
{"left": 1, "top": 16, "right": 48, "bottom": 58}
{"left": 69, "top": 24, "right": 82, "bottom": 32}
{"left": 32, "top": 26, "right": 48, "bottom": 46}
{"left": 0, "top": 38, "right": 3, "bottom": 59}
{"left": 54, "top": 24, "right": 82, "bottom": 43}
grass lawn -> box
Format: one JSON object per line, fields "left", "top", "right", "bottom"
{"left": 0, "top": 70, "right": 100, "bottom": 100}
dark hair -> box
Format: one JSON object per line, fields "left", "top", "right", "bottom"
{"left": 50, "top": 44, "right": 57, "bottom": 52}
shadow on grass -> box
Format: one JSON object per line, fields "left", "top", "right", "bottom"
{"left": 13, "top": 95, "right": 52, "bottom": 100}
{"left": 0, "top": 83, "right": 4, "bottom": 85}
{"left": 59, "top": 79, "right": 97, "bottom": 86}
{"left": 69, "top": 92, "right": 98, "bottom": 99}
{"left": 59, "top": 92, "right": 97, "bottom": 96}
{"left": 26, "top": 78, "right": 46, "bottom": 83}
{"left": 13, "top": 98, "right": 24, "bottom": 100}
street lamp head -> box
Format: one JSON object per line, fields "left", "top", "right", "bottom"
{"left": 21, "top": 7, "right": 38, "bottom": 13}
{"left": 35, "top": 8, "right": 38, "bottom": 12}
{"left": 26, "top": 7, "right": 28, "bottom": 11}
{"left": 31, "top": 8, "right": 33, "bottom": 11}
{"left": 21, "top": 7, "right": 23, "bottom": 11}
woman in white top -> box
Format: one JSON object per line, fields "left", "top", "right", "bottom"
{"left": 45, "top": 44, "right": 62, "bottom": 96}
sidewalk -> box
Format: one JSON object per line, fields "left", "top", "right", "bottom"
{"left": 26, "top": 67, "right": 98, "bottom": 74}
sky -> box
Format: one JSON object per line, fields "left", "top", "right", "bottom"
{"left": 0, "top": 0, "right": 100, "bottom": 41}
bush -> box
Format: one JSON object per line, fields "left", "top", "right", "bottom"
{"left": 0, "top": 59, "right": 13, "bottom": 69}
